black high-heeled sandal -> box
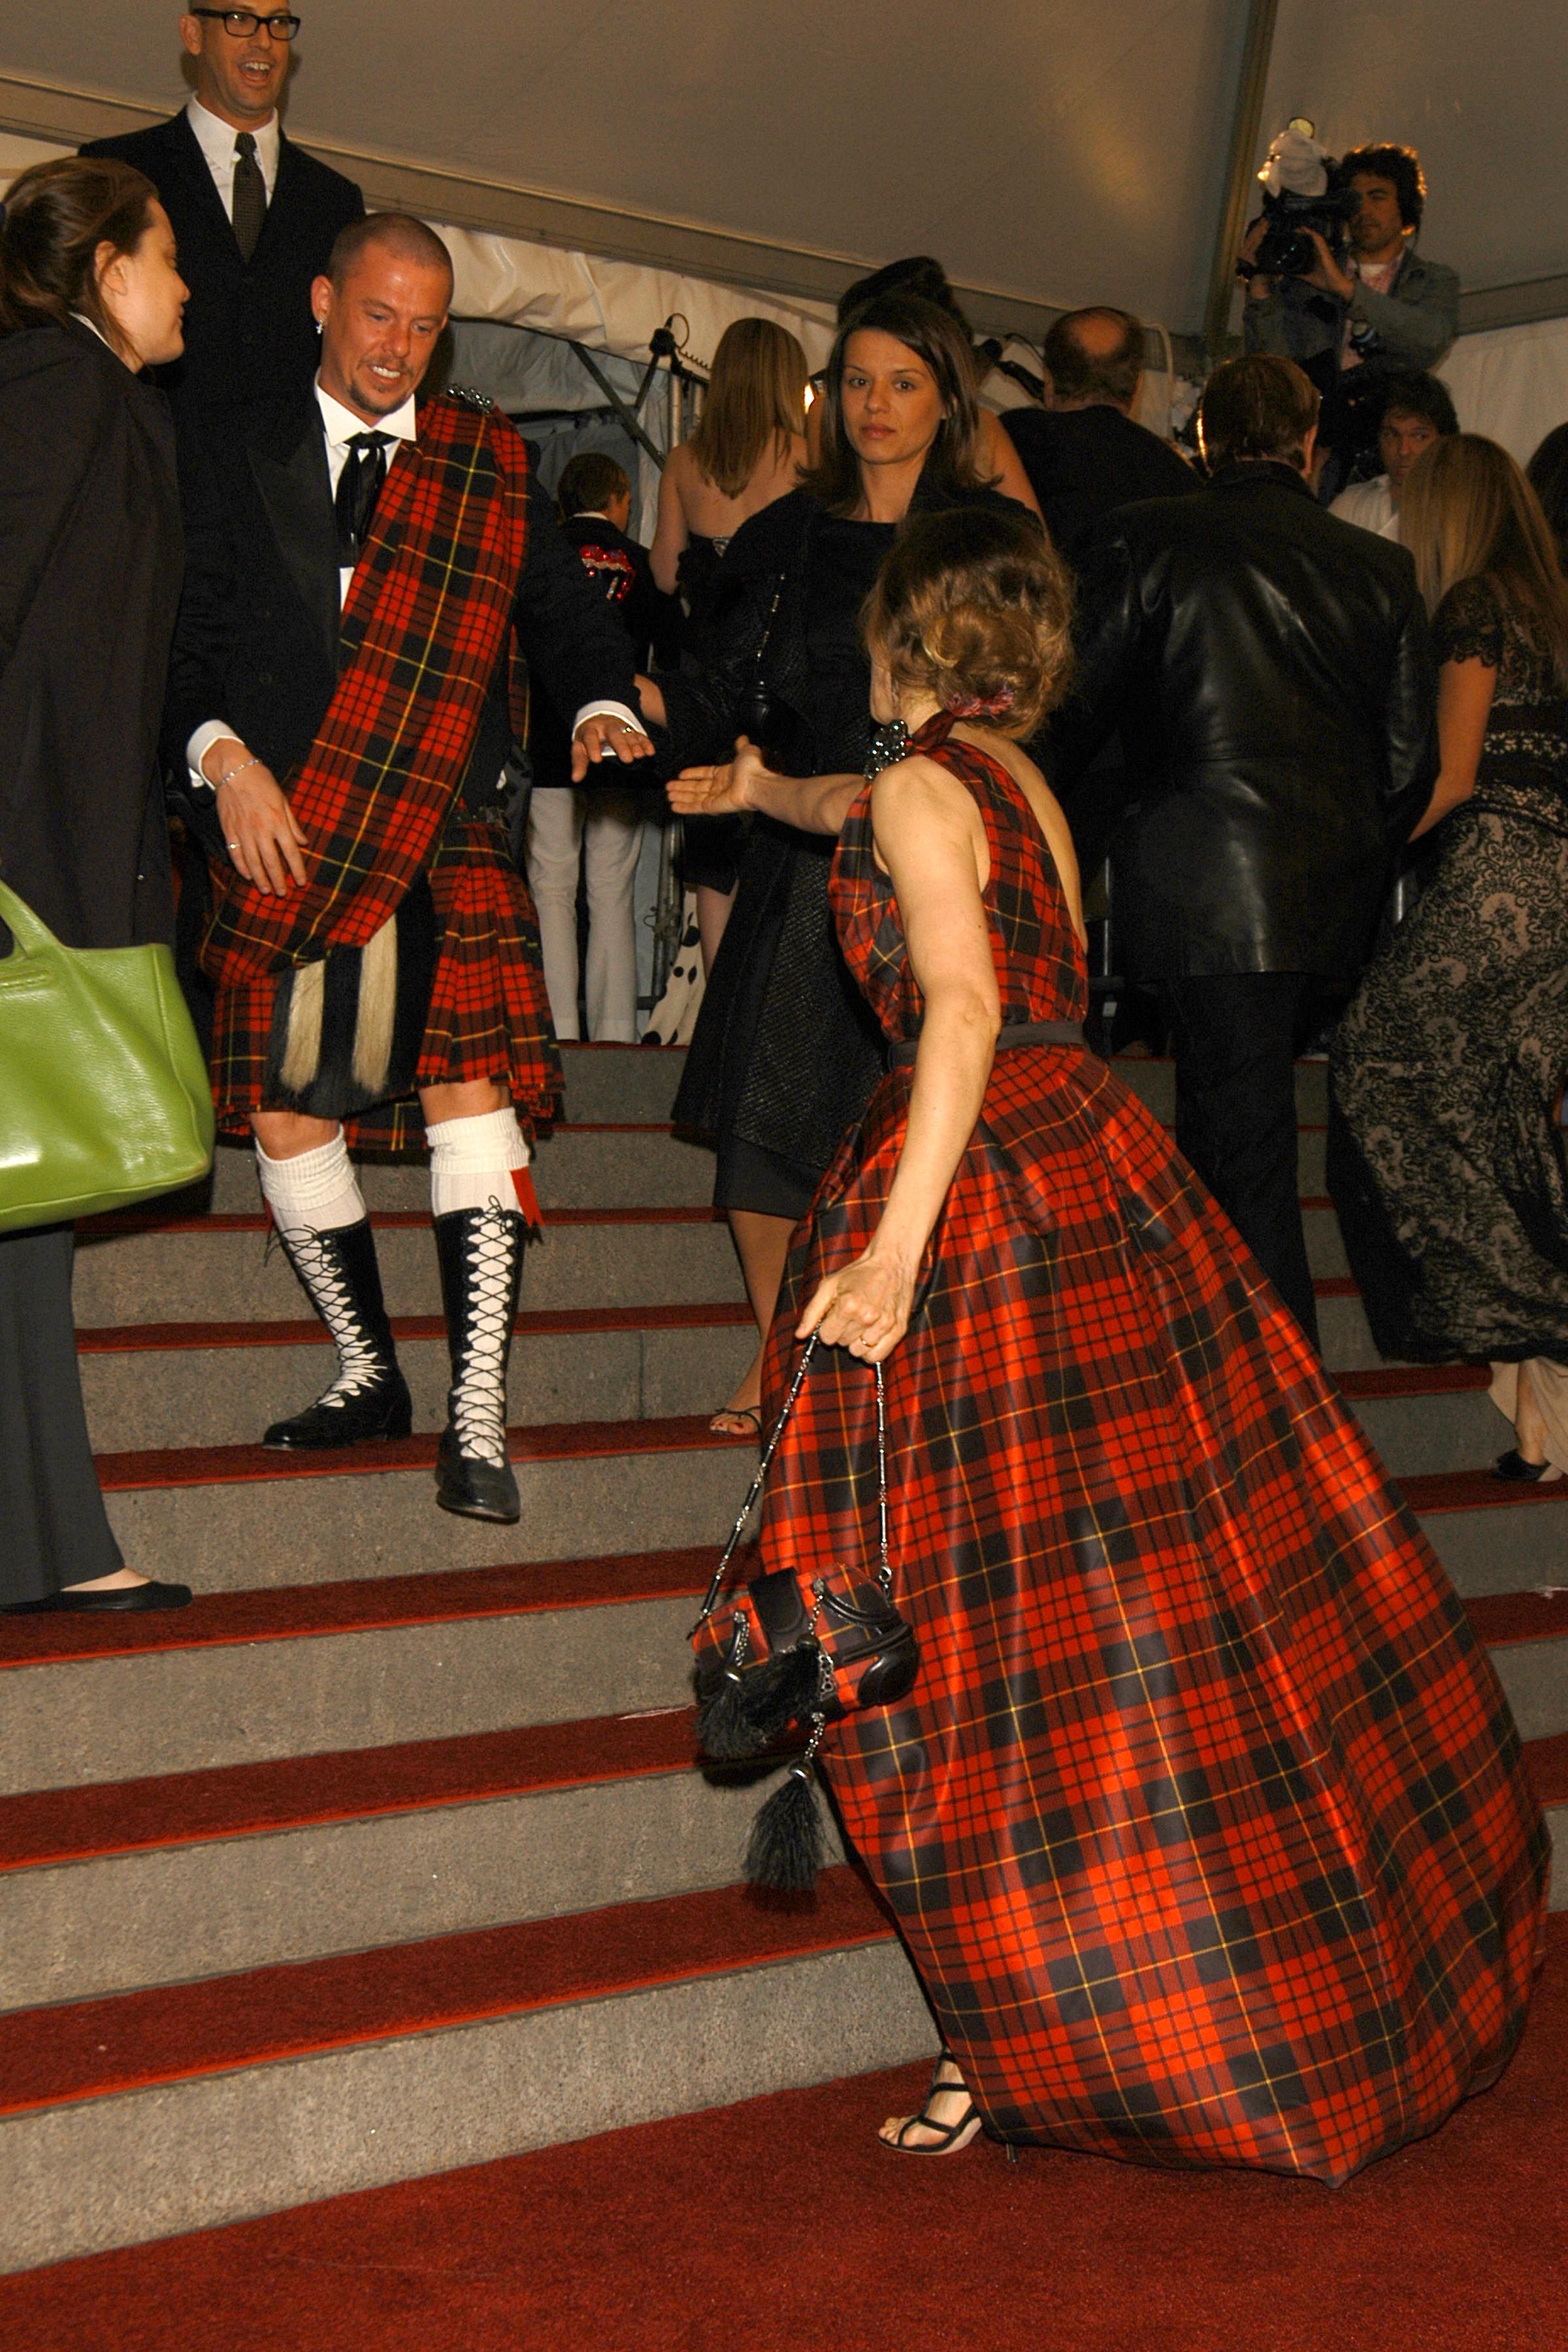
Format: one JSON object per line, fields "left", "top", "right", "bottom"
{"left": 879, "top": 2055, "right": 983, "bottom": 2156}
{"left": 1494, "top": 1448, "right": 1564, "bottom": 1483}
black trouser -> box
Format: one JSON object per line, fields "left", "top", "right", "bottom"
{"left": 0, "top": 1224, "right": 123, "bottom": 1606}
{"left": 1160, "top": 973, "right": 1345, "bottom": 1350}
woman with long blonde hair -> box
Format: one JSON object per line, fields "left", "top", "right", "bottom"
{"left": 1330, "top": 433, "right": 1568, "bottom": 1473}
{"left": 651, "top": 318, "right": 809, "bottom": 968}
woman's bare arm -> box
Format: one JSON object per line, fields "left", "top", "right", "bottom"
{"left": 798, "top": 758, "right": 998, "bottom": 1360}
{"left": 649, "top": 446, "right": 689, "bottom": 595}
{"left": 667, "top": 738, "right": 862, "bottom": 834}
{"left": 1409, "top": 657, "right": 1495, "bottom": 839}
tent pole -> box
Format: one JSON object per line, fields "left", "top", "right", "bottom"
{"left": 568, "top": 342, "right": 665, "bottom": 466}
{"left": 1202, "top": 0, "right": 1281, "bottom": 365}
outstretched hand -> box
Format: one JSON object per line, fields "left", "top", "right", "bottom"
{"left": 668, "top": 736, "right": 770, "bottom": 819}
{"left": 797, "top": 1251, "right": 915, "bottom": 1364}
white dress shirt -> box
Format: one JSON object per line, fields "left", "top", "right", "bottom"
{"left": 1329, "top": 475, "right": 1400, "bottom": 541}
{"left": 185, "top": 94, "right": 280, "bottom": 218}
{"left": 189, "top": 382, "right": 641, "bottom": 787}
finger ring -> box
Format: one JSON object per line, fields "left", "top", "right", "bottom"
{"left": 226, "top": 841, "right": 241, "bottom": 849}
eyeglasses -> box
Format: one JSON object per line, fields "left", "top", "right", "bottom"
{"left": 190, "top": 10, "right": 302, "bottom": 38}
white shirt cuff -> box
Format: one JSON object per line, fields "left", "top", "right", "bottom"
{"left": 572, "top": 700, "right": 644, "bottom": 741}
{"left": 187, "top": 719, "right": 240, "bottom": 791}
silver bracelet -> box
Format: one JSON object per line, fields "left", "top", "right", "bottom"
{"left": 212, "top": 755, "right": 262, "bottom": 790}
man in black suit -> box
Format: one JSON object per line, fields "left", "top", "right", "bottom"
{"left": 82, "top": 8, "right": 364, "bottom": 419}
{"left": 1002, "top": 309, "right": 1197, "bottom": 564}
{"left": 1055, "top": 355, "right": 1437, "bottom": 1346}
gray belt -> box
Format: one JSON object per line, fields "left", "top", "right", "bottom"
{"left": 887, "top": 1019, "right": 1085, "bottom": 1068}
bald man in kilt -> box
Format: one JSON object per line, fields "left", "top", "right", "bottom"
{"left": 168, "top": 214, "right": 653, "bottom": 1524}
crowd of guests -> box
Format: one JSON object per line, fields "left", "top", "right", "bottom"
{"left": 0, "top": 22, "right": 1555, "bottom": 2185}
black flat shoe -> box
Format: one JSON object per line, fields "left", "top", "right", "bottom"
{"left": 1493, "top": 1448, "right": 1563, "bottom": 1483}
{"left": 5, "top": 1580, "right": 193, "bottom": 1614}
{"left": 434, "top": 1429, "right": 521, "bottom": 1524}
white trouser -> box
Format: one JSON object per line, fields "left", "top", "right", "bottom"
{"left": 525, "top": 787, "right": 645, "bottom": 1042}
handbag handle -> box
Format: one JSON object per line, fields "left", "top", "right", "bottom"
{"left": 691, "top": 1335, "right": 889, "bottom": 1632}
{"left": 0, "top": 880, "right": 54, "bottom": 959}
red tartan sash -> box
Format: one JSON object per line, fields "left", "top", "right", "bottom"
{"left": 204, "top": 397, "right": 529, "bottom": 988}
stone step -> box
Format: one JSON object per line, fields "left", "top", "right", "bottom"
{"left": 98, "top": 1416, "right": 759, "bottom": 1592}
{"left": 0, "top": 1710, "right": 843, "bottom": 2014}
{"left": 72, "top": 1209, "right": 744, "bottom": 1326}
{"left": 0, "top": 1867, "right": 934, "bottom": 2276}
{"left": 4, "top": 1518, "right": 1563, "bottom": 1796}
{"left": 78, "top": 1305, "right": 755, "bottom": 1449}
{"left": 1341, "top": 1367, "right": 1503, "bottom": 1480}
{"left": 1, "top": 1603, "right": 1558, "bottom": 2017}
{"left": 0, "top": 1554, "right": 721, "bottom": 1795}
{"left": 202, "top": 1126, "right": 717, "bottom": 1215}
{"left": 558, "top": 1043, "right": 687, "bottom": 1124}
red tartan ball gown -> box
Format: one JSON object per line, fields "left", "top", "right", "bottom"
{"left": 757, "top": 713, "right": 1546, "bottom": 2183}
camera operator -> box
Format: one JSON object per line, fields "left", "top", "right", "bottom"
{"left": 1239, "top": 139, "right": 1458, "bottom": 389}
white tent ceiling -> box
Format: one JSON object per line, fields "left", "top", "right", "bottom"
{"left": 1, "top": 0, "right": 1563, "bottom": 349}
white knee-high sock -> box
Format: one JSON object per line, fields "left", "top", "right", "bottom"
{"left": 427, "top": 1109, "right": 531, "bottom": 1219}
{"left": 255, "top": 1130, "right": 366, "bottom": 1232}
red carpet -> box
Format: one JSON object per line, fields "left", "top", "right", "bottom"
{"left": 4, "top": 1916, "right": 1565, "bottom": 2352}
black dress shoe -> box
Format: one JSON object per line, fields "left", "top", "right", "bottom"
{"left": 434, "top": 1428, "right": 521, "bottom": 1524}
{"left": 1493, "top": 1447, "right": 1562, "bottom": 1483}
{"left": 5, "top": 1580, "right": 193, "bottom": 1614}
{"left": 263, "top": 1369, "right": 414, "bottom": 1450}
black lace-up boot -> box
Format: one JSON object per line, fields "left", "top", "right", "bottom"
{"left": 261, "top": 1218, "right": 413, "bottom": 1449}
{"left": 433, "top": 1202, "right": 525, "bottom": 1522}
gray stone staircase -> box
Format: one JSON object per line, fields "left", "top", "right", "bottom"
{"left": 0, "top": 1047, "right": 1561, "bottom": 2276}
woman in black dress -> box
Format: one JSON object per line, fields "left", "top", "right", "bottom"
{"left": 1330, "top": 435, "right": 1568, "bottom": 1474}
{"left": 0, "top": 157, "right": 191, "bottom": 1612}
{"left": 641, "top": 293, "right": 1029, "bottom": 1429}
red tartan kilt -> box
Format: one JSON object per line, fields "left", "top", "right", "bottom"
{"left": 207, "top": 813, "right": 561, "bottom": 1151}
{"left": 760, "top": 1049, "right": 1547, "bottom": 2181}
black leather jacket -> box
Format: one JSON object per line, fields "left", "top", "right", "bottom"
{"left": 1056, "top": 462, "right": 1438, "bottom": 980}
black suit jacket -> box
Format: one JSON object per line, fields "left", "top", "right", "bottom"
{"left": 165, "top": 391, "right": 640, "bottom": 833}
{"left": 1000, "top": 405, "right": 1199, "bottom": 563}
{"left": 0, "top": 322, "right": 182, "bottom": 950}
{"left": 1056, "top": 462, "right": 1437, "bottom": 981}
{"left": 80, "top": 110, "right": 363, "bottom": 420}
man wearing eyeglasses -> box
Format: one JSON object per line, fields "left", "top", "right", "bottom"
{"left": 82, "top": 9, "right": 364, "bottom": 422}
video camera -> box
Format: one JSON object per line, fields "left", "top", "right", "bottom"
{"left": 1252, "top": 120, "right": 1358, "bottom": 281}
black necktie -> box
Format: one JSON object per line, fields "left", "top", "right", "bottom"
{"left": 335, "top": 431, "right": 393, "bottom": 565}
{"left": 231, "top": 131, "right": 267, "bottom": 262}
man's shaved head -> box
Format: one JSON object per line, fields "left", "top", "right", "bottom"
{"left": 327, "top": 212, "right": 454, "bottom": 299}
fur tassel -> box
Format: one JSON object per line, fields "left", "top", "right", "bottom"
{"left": 277, "top": 958, "right": 326, "bottom": 1094}
{"left": 744, "top": 1761, "right": 826, "bottom": 1892}
{"left": 351, "top": 911, "right": 399, "bottom": 1094}
{"left": 698, "top": 1641, "right": 824, "bottom": 1760}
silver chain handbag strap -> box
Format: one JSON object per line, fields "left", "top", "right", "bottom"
{"left": 691, "top": 1335, "right": 889, "bottom": 1632}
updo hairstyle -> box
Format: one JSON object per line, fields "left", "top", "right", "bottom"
{"left": 862, "top": 507, "right": 1075, "bottom": 740}
{"left": 0, "top": 156, "right": 159, "bottom": 342}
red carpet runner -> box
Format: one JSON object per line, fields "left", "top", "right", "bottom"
{"left": 3, "top": 1915, "right": 1564, "bottom": 2352}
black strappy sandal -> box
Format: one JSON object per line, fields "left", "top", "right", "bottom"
{"left": 710, "top": 1404, "right": 763, "bottom": 1438}
{"left": 1494, "top": 1447, "right": 1564, "bottom": 1483}
{"left": 879, "top": 2055, "right": 983, "bottom": 2156}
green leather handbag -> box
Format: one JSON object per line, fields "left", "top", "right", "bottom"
{"left": 0, "top": 879, "right": 215, "bottom": 1232}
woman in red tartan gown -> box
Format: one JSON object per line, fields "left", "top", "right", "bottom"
{"left": 677, "top": 510, "right": 1546, "bottom": 2182}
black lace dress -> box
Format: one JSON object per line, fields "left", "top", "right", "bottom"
{"left": 1329, "top": 576, "right": 1568, "bottom": 1373}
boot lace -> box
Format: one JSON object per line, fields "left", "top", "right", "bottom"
{"left": 450, "top": 1201, "right": 517, "bottom": 1466}
{"left": 278, "top": 1225, "right": 389, "bottom": 1405}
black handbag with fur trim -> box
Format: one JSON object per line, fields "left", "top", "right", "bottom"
{"left": 690, "top": 1336, "right": 918, "bottom": 1891}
